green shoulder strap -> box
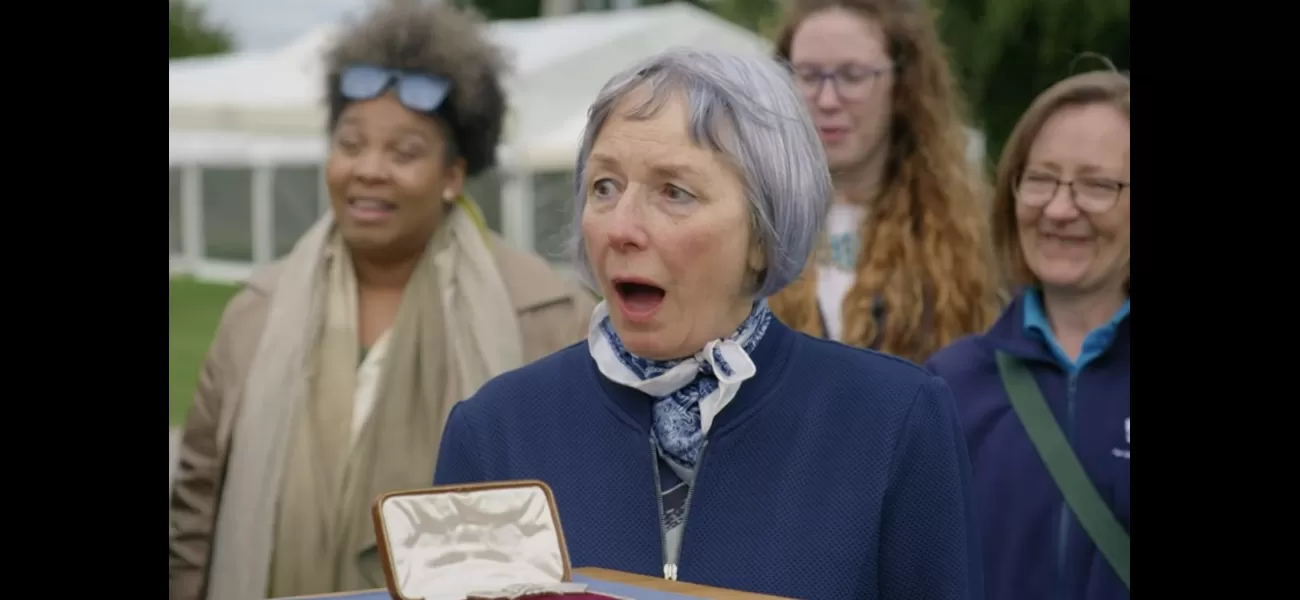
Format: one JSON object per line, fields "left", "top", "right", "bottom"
{"left": 994, "top": 351, "right": 1131, "bottom": 589}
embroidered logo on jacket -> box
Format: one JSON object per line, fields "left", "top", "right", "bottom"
{"left": 1111, "top": 418, "right": 1130, "bottom": 459}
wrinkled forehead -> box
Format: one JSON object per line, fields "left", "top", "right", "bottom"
{"left": 595, "top": 97, "right": 738, "bottom": 188}
{"left": 591, "top": 82, "right": 742, "bottom": 176}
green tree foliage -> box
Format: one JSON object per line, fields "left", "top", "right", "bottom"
{"left": 462, "top": 0, "right": 543, "bottom": 20}
{"left": 169, "top": 0, "right": 234, "bottom": 59}
{"left": 459, "top": 0, "right": 1126, "bottom": 169}
{"left": 712, "top": 0, "right": 782, "bottom": 37}
{"left": 705, "top": 0, "right": 1128, "bottom": 168}
{"left": 932, "top": 0, "right": 1129, "bottom": 164}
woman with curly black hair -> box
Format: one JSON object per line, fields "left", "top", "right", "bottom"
{"left": 167, "top": 2, "right": 594, "bottom": 599}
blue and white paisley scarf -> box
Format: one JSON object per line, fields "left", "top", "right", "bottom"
{"left": 587, "top": 299, "right": 773, "bottom": 471}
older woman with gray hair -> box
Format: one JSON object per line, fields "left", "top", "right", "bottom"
{"left": 434, "top": 48, "right": 981, "bottom": 599}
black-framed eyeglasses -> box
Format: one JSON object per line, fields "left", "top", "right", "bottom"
{"left": 1015, "top": 171, "right": 1130, "bottom": 213}
{"left": 791, "top": 63, "right": 895, "bottom": 102}
{"left": 339, "top": 65, "right": 452, "bottom": 113}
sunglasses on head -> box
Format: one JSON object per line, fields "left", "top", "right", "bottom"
{"left": 339, "top": 65, "right": 452, "bottom": 113}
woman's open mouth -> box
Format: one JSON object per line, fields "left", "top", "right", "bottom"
{"left": 346, "top": 197, "right": 397, "bottom": 224}
{"left": 613, "top": 279, "right": 666, "bottom": 321}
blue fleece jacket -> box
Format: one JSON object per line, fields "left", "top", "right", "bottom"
{"left": 925, "top": 291, "right": 1130, "bottom": 600}
{"left": 435, "top": 318, "right": 983, "bottom": 600}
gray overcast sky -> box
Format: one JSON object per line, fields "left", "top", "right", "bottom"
{"left": 200, "top": 0, "right": 376, "bottom": 51}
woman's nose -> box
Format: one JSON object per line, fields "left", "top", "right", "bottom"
{"left": 354, "top": 150, "right": 389, "bottom": 183}
{"left": 815, "top": 80, "right": 843, "bottom": 110}
{"left": 1042, "top": 185, "right": 1082, "bottom": 221}
{"left": 604, "top": 187, "right": 649, "bottom": 251}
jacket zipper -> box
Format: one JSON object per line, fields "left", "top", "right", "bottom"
{"left": 1055, "top": 373, "right": 1079, "bottom": 600}
{"left": 652, "top": 438, "right": 710, "bottom": 581}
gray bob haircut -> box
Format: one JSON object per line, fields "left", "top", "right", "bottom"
{"left": 570, "top": 48, "right": 832, "bottom": 298}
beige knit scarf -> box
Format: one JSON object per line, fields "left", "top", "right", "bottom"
{"left": 206, "top": 200, "right": 524, "bottom": 600}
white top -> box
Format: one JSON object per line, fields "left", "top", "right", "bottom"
{"left": 350, "top": 329, "right": 392, "bottom": 447}
{"left": 816, "top": 203, "right": 867, "bottom": 342}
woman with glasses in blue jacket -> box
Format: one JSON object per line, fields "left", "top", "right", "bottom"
{"left": 167, "top": 3, "right": 593, "bottom": 599}
{"left": 925, "top": 69, "right": 1130, "bottom": 600}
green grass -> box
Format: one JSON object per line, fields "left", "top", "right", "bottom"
{"left": 169, "top": 278, "right": 240, "bottom": 425}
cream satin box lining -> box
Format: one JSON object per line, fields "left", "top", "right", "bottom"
{"left": 281, "top": 480, "right": 783, "bottom": 600}
{"left": 372, "top": 480, "right": 625, "bottom": 600}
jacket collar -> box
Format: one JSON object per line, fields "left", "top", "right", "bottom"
{"left": 590, "top": 315, "right": 797, "bottom": 437}
{"left": 980, "top": 288, "right": 1131, "bottom": 366}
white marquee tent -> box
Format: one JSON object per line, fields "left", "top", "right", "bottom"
{"left": 169, "top": 3, "right": 771, "bottom": 168}
{"left": 169, "top": 3, "right": 771, "bottom": 281}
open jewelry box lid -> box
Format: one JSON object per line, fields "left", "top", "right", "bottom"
{"left": 372, "top": 480, "right": 585, "bottom": 600}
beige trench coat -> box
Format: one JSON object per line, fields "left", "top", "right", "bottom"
{"left": 167, "top": 235, "right": 595, "bottom": 600}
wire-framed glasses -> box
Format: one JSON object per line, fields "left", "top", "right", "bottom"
{"left": 791, "top": 63, "right": 894, "bottom": 103}
{"left": 1015, "top": 170, "right": 1130, "bottom": 213}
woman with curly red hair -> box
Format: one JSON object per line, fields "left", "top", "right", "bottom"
{"left": 769, "top": 0, "right": 1001, "bottom": 363}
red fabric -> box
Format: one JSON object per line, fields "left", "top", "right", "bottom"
{"left": 529, "top": 595, "right": 616, "bottom": 599}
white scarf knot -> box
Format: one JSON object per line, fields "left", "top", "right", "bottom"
{"left": 586, "top": 300, "right": 771, "bottom": 470}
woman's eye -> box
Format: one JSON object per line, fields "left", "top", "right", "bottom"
{"left": 838, "top": 70, "right": 868, "bottom": 84}
{"left": 336, "top": 138, "right": 362, "bottom": 154}
{"left": 796, "top": 71, "right": 821, "bottom": 84}
{"left": 592, "top": 178, "right": 618, "bottom": 199}
{"left": 1082, "top": 178, "right": 1119, "bottom": 191}
{"left": 662, "top": 184, "right": 696, "bottom": 203}
{"left": 390, "top": 141, "right": 427, "bottom": 161}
